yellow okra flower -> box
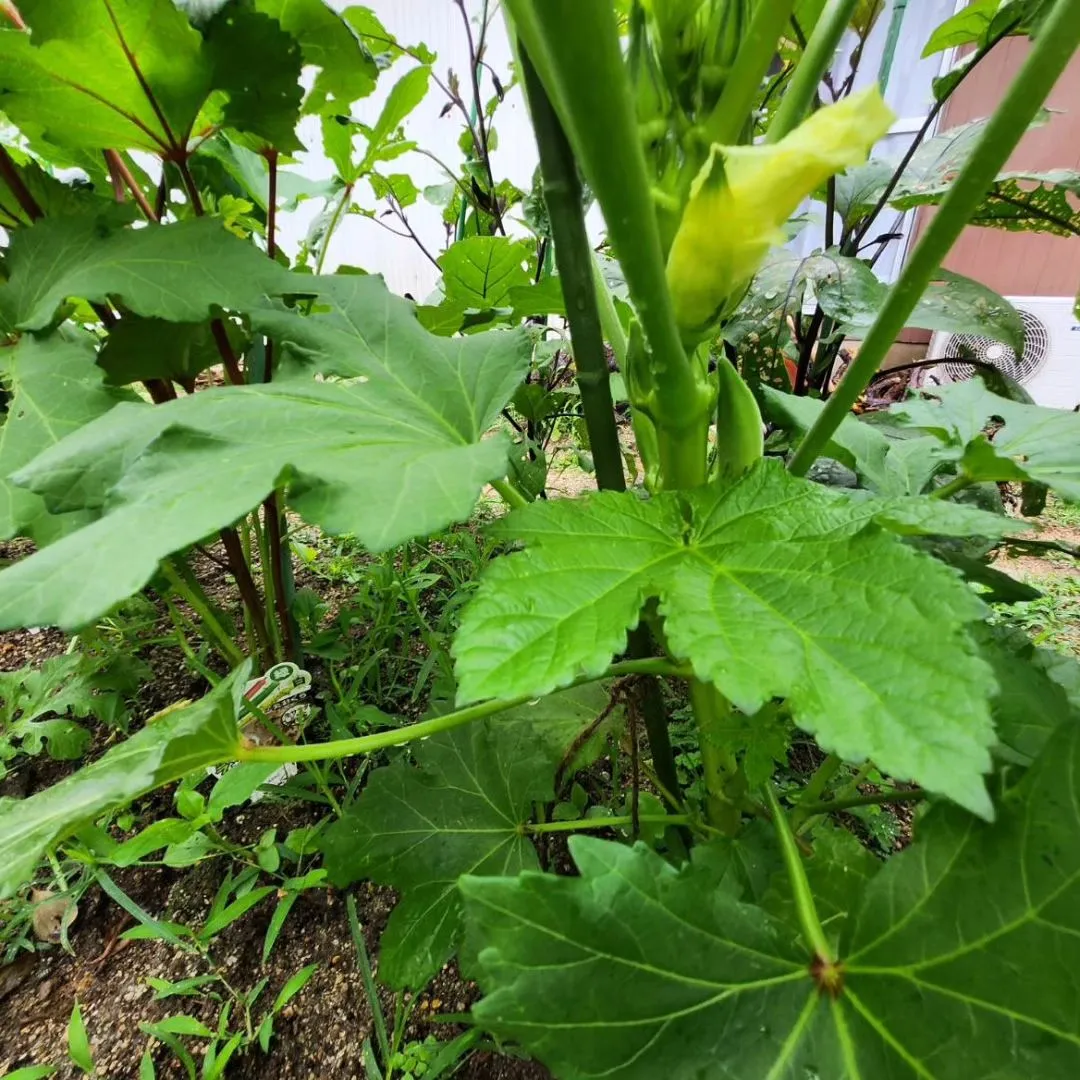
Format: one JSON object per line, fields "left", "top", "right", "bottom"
{"left": 666, "top": 87, "right": 895, "bottom": 337}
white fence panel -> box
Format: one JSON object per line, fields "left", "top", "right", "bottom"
{"left": 280, "top": 1, "right": 538, "bottom": 300}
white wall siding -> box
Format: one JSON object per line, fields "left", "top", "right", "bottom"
{"left": 280, "top": 1, "right": 539, "bottom": 300}
{"left": 278, "top": 1, "right": 953, "bottom": 294}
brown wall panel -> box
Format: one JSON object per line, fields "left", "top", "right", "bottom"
{"left": 919, "top": 38, "right": 1080, "bottom": 298}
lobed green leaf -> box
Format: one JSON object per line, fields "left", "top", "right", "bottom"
{"left": 321, "top": 720, "right": 553, "bottom": 989}
{"left": 462, "top": 717, "right": 1080, "bottom": 1078}
{"left": 454, "top": 460, "right": 998, "bottom": 815}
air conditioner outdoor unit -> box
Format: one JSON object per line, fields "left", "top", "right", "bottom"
{"left": 919, "top": 297, "right": 1080, "bottom": 410}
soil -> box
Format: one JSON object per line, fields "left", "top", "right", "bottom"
{"left": 0, "top": 796, "right": 550, "bottom": 1080}
{"left": 0, "top": 538, "right": 550, "bottom": 1080}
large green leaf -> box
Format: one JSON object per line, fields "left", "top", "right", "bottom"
{"left": 0, "top": 274, "right": 529, "bottom": 629}
{"left": 454, "top": 460, "right": 997, "bottom": 815}
{"left": 764, "top": 388, "right": 942, "bottom": 496}
{"left": 892, "top": 379, "right": 1080, "bottom": 501}
{"left": 0, "top": 666, "right": 247, "bottom": 899}
{"left": 254, "top": 0, "right": 379, "bottom": 115}
{"left": 202, "top": 4, "right": 304, "bottom": 153}
{"left": 976, "top": 624, "right": 1080, "bottom": 764}
{"left": 807, "top": 253, "right": 1024, "bottom": 353}
{"left": 0, "top": 0, "right": 213, "bottom": 154}
{"left": 440, "top": 237, "right": 533, "bottom": 308}
{"left": 0, "top": 215, "right": 294, "bottom": 332}
{"left": 893, "top": 169, "right": 1080, "bottom": 237}
{"left": 0, "top": 333, "right": 134, "bottom": 543}
{"left": 462, "top": 719, "right": 1080, "bottom": 1077}
{"left": 321, "top": 720, "right": 552, "bottom": 990}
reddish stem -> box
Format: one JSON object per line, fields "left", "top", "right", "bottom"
{"left": 210, "top": 320, "right": 245, "bottom": 385}
{"left": 219, "top": 527, "right": 274, "bottom": 666}
{"left": 104, "top": 149, "right": 158, "bottom": 223}
{"left": 0, "top": 1, "right": 26, "bottom": 30}
{"left": 0, "top": 147, "right": 43, "bottom": 221}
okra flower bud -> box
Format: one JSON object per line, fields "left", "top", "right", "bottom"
{"left": 666, "top": 87, "right": 895, "bottom": 339}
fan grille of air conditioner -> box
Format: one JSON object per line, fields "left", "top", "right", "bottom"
{"left": 939, "top": 309, "right": 1050, "bottom": 384}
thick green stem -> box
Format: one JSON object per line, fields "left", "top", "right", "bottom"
{"left": 521, "top": 46, "right": 626, "bottom": 493}
{"left": 798, "top": 787, "right": 925, "bottom": 817}
{"left": 931, "top": 473, "right": 973, "bottom": 501}
{"left": 491, "top": 477, "right": 529, "bottom": 510}
{"left": 790, "top": 753, "right": 841, "bottom": 828}
{"left": 706, "top": 0, "right": 799, "bottom": 144}
{"left": 769, "top": 0, "right": 859, "bottom": 143}
{"left": 526, "top": 814, "right": 690, "bottom": 835}
{"left": 789, "top": 0, "right": 1080, "bottom": 476}
{"left": 690, "top": 681, "right": 741, "bottom": 833}
{"left": 505, "top": 1, "right": 704, "bottom": 433}
{"left": 765, "top": 784, "right": 834, "bottom": 965}
{"left": 239, "top": 658, "right": 693, "bottom": 764}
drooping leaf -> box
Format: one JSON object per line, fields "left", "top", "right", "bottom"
{"left": 202, "top": 5, "right": 305, "bottom": 153}
{"left": 0, "top": 0, "right": 213, "bottom": 154}
{"left": 975, "top": 624, "right": 1080, "bottom": 763}
{"left": 321, "top": 720, "right": 553, "bottom": 989}
{"left": 193, "top": 133, "right": 336, "bottom": 213}
{"left": 893, "top": 169, "right": 1080, "bottom": 237}
{"left": 892, "top": 378, "right": 1080, "bottom": 501}
{"left": 839, "top": 113, "right": 1050, "bottom": 229}
{"left": 0, "top": 333, "right": 134, "bottom": 543}
{"left": 806, "top": 252, "right": 1024, "bottom": 353}
{"left": 0, "top": 151, "right": 112, "bottom": 229}
{"left": 454, "top": 460, "right": 997, "bottom": 815}
{"left": 496, "top": 682, "right": 624, "bottom": 776}
{"left": 463, "top": 721, "right": 1080, "bottom": 1077}
{"left": 254, "top": 0, "right": 379, "bottom": 115}
{"left": 0, "top": 216, "right": 295, "bottom": 332}
{"left": 0, "top": 667, "right": 247, "bottom": 899}
{"left": 764, "top": 387, "right": 942, "bottom": 496}
{"left": 0, "top": 275, "right": 529, "bottom": 629}
{"left": 95, "top": 315, "right": 233, "bottom": 388}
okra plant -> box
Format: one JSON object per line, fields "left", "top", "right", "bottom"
{"left": 2, "top": 0, "right": 1080, "bottom": 1077}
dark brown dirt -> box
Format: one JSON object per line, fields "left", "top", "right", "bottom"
{"left": 0, "top": 796, "right": 550, "bottom": 1079}
{"left": 0, "top": 535, "right": 550, "bottom": 1079}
